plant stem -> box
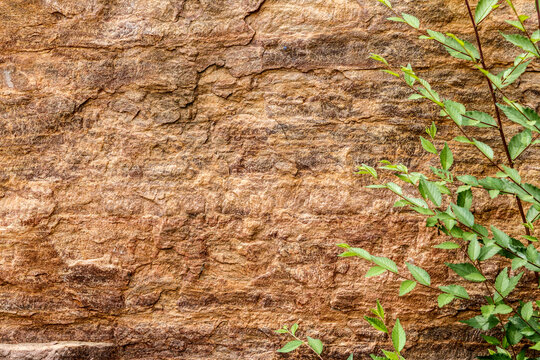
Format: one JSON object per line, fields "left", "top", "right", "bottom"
{"left": 537, "top": 0, "right": 540, "bottom": 32}
{"left": 287, "top": 331, "right": 324, "bottom": 360}
{"left": 464, "top": 0, "right": 531, "bottom": 237}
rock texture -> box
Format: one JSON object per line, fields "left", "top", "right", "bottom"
{"left": 0, "top": 0, "right": 538, "bottom": 359}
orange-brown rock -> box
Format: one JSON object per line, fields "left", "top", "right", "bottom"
{"left": 0, "top": 0, "right": 538, "bottom": 359}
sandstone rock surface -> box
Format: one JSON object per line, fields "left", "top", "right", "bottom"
{"left": 0, "top": 0, "right": 538, "bottom": 359}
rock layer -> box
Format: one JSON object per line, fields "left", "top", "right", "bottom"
{"left": 0, "top": 0, "right": 538, "bottom": 359}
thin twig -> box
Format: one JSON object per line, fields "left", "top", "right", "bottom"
{"left": 463, "top": 0, "right": 531, "bottom": 237}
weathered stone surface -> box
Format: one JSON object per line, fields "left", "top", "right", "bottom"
{"left": 0, "top": 0, "right": 538, "bottom": 359}
{"left": 0, "top": 342, "right": 117, "bottom": 360}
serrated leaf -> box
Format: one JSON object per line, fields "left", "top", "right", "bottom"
{"left": 420, "top": 136, "right": 437, "bottom": 154}
{"left": 461, "top": 315, "right": 499, "bottom": 330}
{"left": 446, "top": 262, "right": 486, "bottom": 282}
{"left": 372, "top": 256, "right": 399, "bottom": 273}
{"left": 491, "top": 226, "right": 510, "bottom": 247}
{"left": 475, "top": 0, "right": 499, "bottom": 24}
{"left": 464, "top": 111, "right": 497, "bottom": 128}
{"left": 508, "top": 129, "right": 532, "bottom": 160}
{"left": 440, "top": 143, "right": 453, "bottom": 170}
{"left": 376, "top": 300, "right": 385, "bottom": 320}
{"left": 457, "top": 189, "right": 473, "bottom": 210}
{"left": 399, "top": 280, "right": 417, "bottom": 296}
{"left": 497, "top": 103, "right": 540, "bottom": 131}
{"left": 472, "top": 139, "right": 494, "bottom": 160}
{"left": 387, "top": 16, "right": 405, "bottom": 23}
{"left": 405, "top": 262, "right": 431, "bottom": 286}
{"left": 482, "top": 335, "right": 500, "bottom": 345}
{"left": 364, "top": 316, "right": 388, "bottom": 333}
{"left": 439, "top": 284, "right": 470, "bottom": 299}
{"left": 521, "top": 301, "right": 533, "bottom": 321}
{"left": 391, "top": 319, "right": 406, "bottom": 352}
{"left": 444, "top": 100, "right": 466, "bottom": 125}
{"left": 437, "top": 293, "right": 455, "bottom": 307}
{"left": 277, "top": 340, "right": 303, "bottom": 353}
{"left": 376, "top": 0, "right": 392, "bottom": 9}
{"left": 451, "top": 203, "right": 475, "bottom": 228}
{"left": 366, "top": 266, "right": 388, "bottom": 278}
{"left": 501, "top": 32, "right": 540, "bottom": 57}
{"left": 402, "top": 13, "right": 420, "bottom": 29}
{"left": 434, "top": 241, "right": 461, "bottom": 249}
{"left": 499, "top": 59, "right": 532, "bottom": 87}
{"left": 307, "top": 337, "right": 323, "bottom": 355}
{"left": 419, "top": 178, "right": 442, "bottom": 207}
{"left": 291, "top": 323, "right": 298, "bottom": 335}
{"left": 468, "top": 238, "right": 481, "bottom": 261}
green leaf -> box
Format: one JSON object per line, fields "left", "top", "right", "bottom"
{"left": 501, "top": 165, "right": 521, "bottom": 183}
{"left": 399, "top": 280, "right": 417, "bottom": 296}
{"left": 366, "top": 266, "right": 388, "bottom": 278}
{"left": 357, "top": 164, "right": 378, "bottom": 179}
{"left": 475, "top": 0, "right": 499, "bottom": 24}
{"left": 461, "top": 315, "right": 499, "bottom": 330}
{"left": 369, "top": 53, "right": 388, "bottom": 65}
{"left": 472, "top": 139, "right": 494, "bottom": 160}
{"left": 437, "top": 293, "right": 455, "bottom": 307}
{"left": 307, "top": 337, "right": 323, "bottom": 355}
{"left": 277, "top": 340, "right": 303, "bottom": 353}
{"left": 508, "top": 129, "right": 532, "bottom": 160}
{"left": 291, "top": 323, "right": 298, "bottom": 335}
{"left": 499, "top": 58, "right": 532, "bottom": 87}
{"left": 521, "top": 301, "right": 533, "bottom": 321}
{"left": 444, "top": 100, "right": 466, "bottom": 125}
{"left": 491, "top": 226, "right": 510, "bottom": 247}
{"left": 405, "top": 262, "right": 431, "bottom": 286}
{"left": 383, "top": 70, "right": 400, "bottom": 77}
{"left": 387, "top": 16, "right": 405, "bottom": 23}
{"left": 376, "top": 300, "right": 385, "bottom": 320}
{"left": 494, "top": 268, "right": 523, "bottom": 300}
{"left": 420, "top": 136, "right": 437, "bottom": 154}
{"left": 497, "top": 103, "right": 540, "bottom": 131}
{"left": 350, "top": 247, "right": 372, "bottom": 260}
{"left": 505, "top": 19, "right": 525, "bottom": 32}
{"left": 376, "top": 0, "right": 392, "bottom": 9}
{"left": 458, "top": 175, "right": 479, "bottom": 186}
{"left": 451, "top": 203, "right": 475, "bottom": 228}
{"left": 434, "top": 241, "right": 461, "bottom": 249}
{"left": 468, "top": 238, "right": 481, "bottom": 261}
{"left": 482, "top": 335, "right": 500, "bottom": 345}
{"left": 347, "top": 354, "right": 354, "bottom": 360}
{"left": 391, "top": 319, "right": 406, "bottom": 353}
{"left": 464, "top": 111, "right": 497, "bottom": 128}
{"left": 275, "top": 329, "right": 288, "bottom": 334}
{"left": 506, "top": 323, "right": 522, "bottom": 345}
{"left": 446, "top": 262, "right": 486, "bottom": 282}
{"left": 457, "top": 189, "right": 473, "bottom": 210}
{"left": 501, "top": 32, "right": 540, "bottom": 57}
{"left": 372, "top": 256, "right": 399, "bottom": 273}
{"left": 382, "top": 350, "right": 399, "bottom": 360}
{"left": 439, "top": 284, "right": 470, "bottom": 299}
{"left": 440, "top": 143, "right": 453, "bottom": 170}
{"left": 402, "top": 13, "right": 420, "bottom": 29}
{"left": 364, "top": 316, "right": 388, "bottom": 333}
{"left": 419, "top": 179, "right": 442, "bottom": 207}
{"left": 530, "top": 342, "right": 540, "bottom": 350}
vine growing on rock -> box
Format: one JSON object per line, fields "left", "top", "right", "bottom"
{"left": 275, "top": 0, "right": 540, "bottom": 359}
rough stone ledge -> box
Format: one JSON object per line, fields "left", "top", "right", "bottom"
{"left": 0, "top": 341, "right": 118, "bottom": 360}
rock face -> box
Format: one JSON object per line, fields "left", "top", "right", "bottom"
{"left": 0, "top": 342, "right": 117, "bottom": 360}
{"left": 0, "top": 0, "right": 538, "bottom": 359}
